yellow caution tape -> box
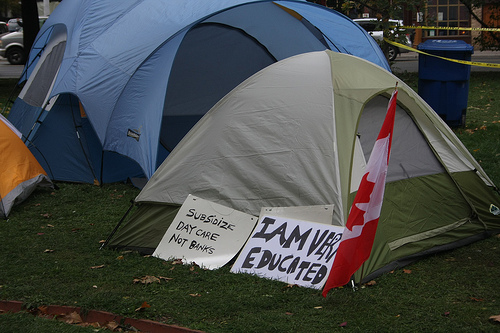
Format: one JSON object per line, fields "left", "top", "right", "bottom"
{"left": 384, "top": 38, "right": 500, "bottom": 69}
{"left": 401, "top": 25, "right": 500, "bottom": 32}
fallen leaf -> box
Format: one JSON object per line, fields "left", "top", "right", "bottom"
{"left": 339, "top": 321, "right": 347, "bottom": 327}
{"left": 285, "top": 312, "right": 293, "bottom": 315}
{"left": 43, "top": 249, "right": 54, "bottom": 253}
{"left": 37, "top": 233, "right": 45, "bottom": 236}
{"left": 284, "top": 284, "right": 298, "bottom": 289}
{"left": 133, "top": 275, "right": 160, "bottom": 284}
{"left": 490, "top": 314, "right": 500, "bottom": 323}
{"left": 90, "top": 265, "right": 105, "bottom": 269}
{"left": 37, "top": 306, "right": 48, "bottom": 315}
{"left": 403, "top": 269, "right": 412, "bottom": 274}
{"left": 41, "top": 213, "right": 51, "bottom": 218}
{"left": 105, "top": 321, "right": 119, "bottom": 330}
{"left": 470, "top": 297, "right": 484, "bottom": 302}
{"left": 171, "top": 259, "right": 183, "bottom": 265}
{"left": 158, "top": 276, "right": 173, "bottom": 282}
{"left": 314, "top": 306, "right": 323, "bottom": 309}
{"left": 59, "top": 311, "right": 83, "bottom": 324}
{"left": 98, "top": 240, "right": 106, "bottom": 244}
{"left": 189, "top": 293, "right": 201, "bottom": 297}
{"left": 47, "top": 224, "right": 54, "bottom": 228}
{"left": 443, "top": 311, "right": 450, "bottom": 316}
{"left": 364, "top": 280, "right": 376, "bottom": 286}
{"left": 116, "top": 255, "right": 124, "bottom": 260}
{"left": 135, "top": 301, "right": 151, "bottom": 312}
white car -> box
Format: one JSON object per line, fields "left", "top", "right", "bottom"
{"left": 0, "top": 31, "right": 25, "bottom": 64}
{"left": 7, "top": 18, "right": 22, "bottom": 32}
{"left": 0, "top": 17, "right": 48, "bottom": 65}
{"left": 0, "top": 21, "right": 8, "bottom": 34}
{"left": 354, "top": 18, "right": 413, "bottom": 61}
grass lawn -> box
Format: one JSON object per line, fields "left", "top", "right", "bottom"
{"left": 0, "top": 70, "right": 500, "bottom": 332}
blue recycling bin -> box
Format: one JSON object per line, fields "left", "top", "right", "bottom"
{"left": 418, "top": 40, "right": 474, "bottom": 127}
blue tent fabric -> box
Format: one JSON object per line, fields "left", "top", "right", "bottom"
{"left": 10, "top": 0, "right": 390, "bottom": 184}
{"left": 17, "top": 95, "right": 145, "bottom": 183}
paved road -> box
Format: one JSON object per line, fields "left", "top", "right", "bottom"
{"left": 1, "top": 50, "right": 499, "bottom": 80}
{"left": 0, "top": 58, "right": 24, "bottom": 79}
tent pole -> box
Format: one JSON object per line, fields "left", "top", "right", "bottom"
{"left": 69, "top": 95, "right": 99, "bottom": 183}
{"left": 99, "top": 200, "right": 135, "bottom": 250}
{"left": 14, "top": 101, "right": 57, "bottom": 180}
{"left": 24, "top": 138, "right": 55, "bottom": 179}
{"left": 1, "top": 82, "right": 23, "bottom": 116}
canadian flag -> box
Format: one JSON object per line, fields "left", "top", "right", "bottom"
{"left": 322, "top": 88, "right": 398, "bottom": 297}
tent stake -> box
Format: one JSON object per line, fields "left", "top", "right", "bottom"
{"left": 99, "top": 200, "right": 135, "bottom": 250}
{"left": 350, "top": 279, "right": 357, "bottom": 292}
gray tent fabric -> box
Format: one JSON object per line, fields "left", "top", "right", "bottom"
{"left": 108, "top": 50, "right": 500, "bottom": 283}
{"left": 359, "top": 95, "right": 446, "bottom": 182}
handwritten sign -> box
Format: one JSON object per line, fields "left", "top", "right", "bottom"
{"left": 153, "top": 195, "right": 257, "bottom": 269}
{"left": 231, "top": 215, "right": 344, "bottom": 289}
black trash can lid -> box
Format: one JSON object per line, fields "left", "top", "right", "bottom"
{"left": 417, "top": 39, "right": 474, "bottom": 52}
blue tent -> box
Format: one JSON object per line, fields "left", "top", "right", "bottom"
{"left": 8, "top": 0, "right": 390, "bottom": 184}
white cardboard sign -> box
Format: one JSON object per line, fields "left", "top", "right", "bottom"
{"left": 153, "top": 195, "right": 257, "bottom": 269}
{"left": 260, "top": 204, "right": 335, "bottom": 225}
{"left": 231, "top": 215, "right": 344, "bottom": 289}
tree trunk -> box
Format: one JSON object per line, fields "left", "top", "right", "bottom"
{"left": 21, "top": 0, "right": 39, "bottom": 58}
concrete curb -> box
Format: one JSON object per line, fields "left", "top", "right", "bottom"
{"left": 0, "top": 300, "right": 204, "bottom": 333}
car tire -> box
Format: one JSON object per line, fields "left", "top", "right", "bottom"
{"left": 6, "top": 46, "right": 26, "bottom": 65}
{"left": 388, "top": 45, "right": 398, "bottom": 61}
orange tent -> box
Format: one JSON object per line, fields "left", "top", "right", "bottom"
{"left": 0, "top": 114, "right": 52, "bottom": 218}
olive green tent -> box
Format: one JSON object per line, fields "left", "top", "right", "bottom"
{"left": 107, "top": 50, "right": 500, "bottom": 283}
